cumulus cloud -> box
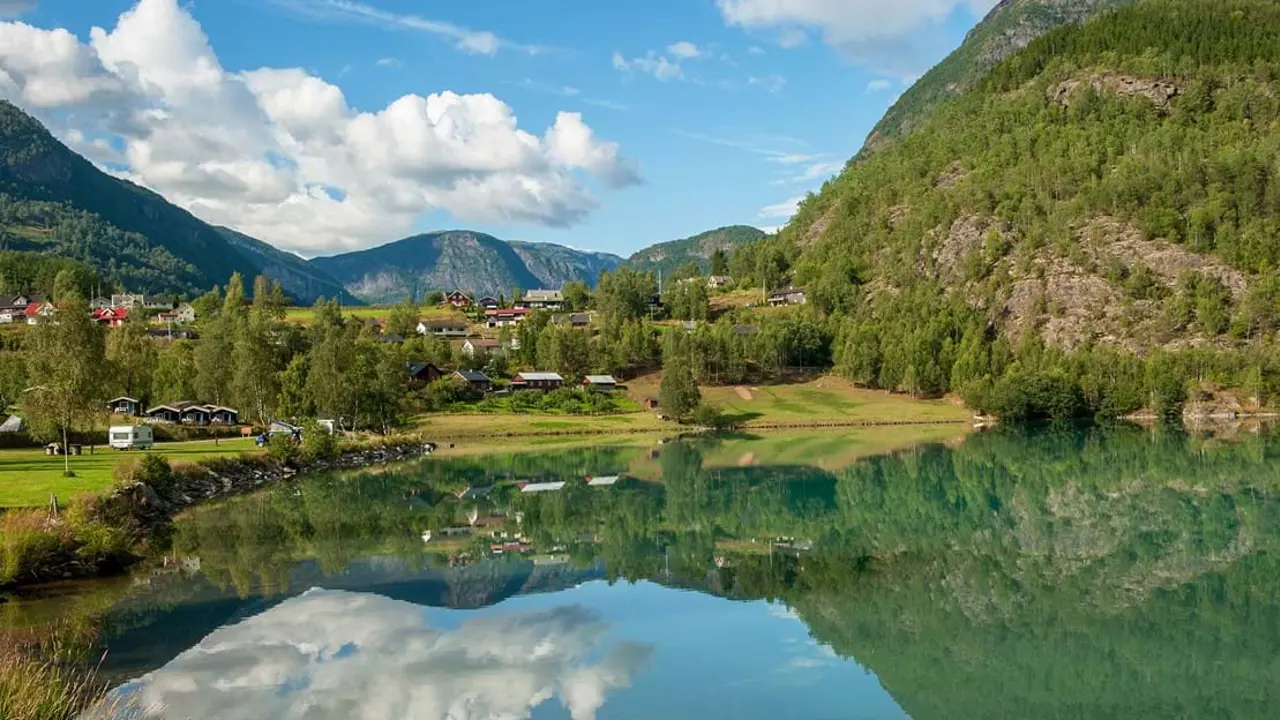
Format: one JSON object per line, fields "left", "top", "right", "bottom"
{"left": 717, "top": 0, "right": 1001, "bottom": 74}
{"left": 98, "top": 589, "right": 652, "bottom": 720}
{"left": 666, "top": 40, "right": 703, "bottom": 60}
{"left": 0, "top": 0, "right": 639, "bottom": 255}
{"left": 866, "top": 78, "right": 893, "bottom": 92}
{"left": 612, "top": 49, "right": 684, "bottom": 82}
{"left": 0, "top": 1, "right": 32, "bottom": 18}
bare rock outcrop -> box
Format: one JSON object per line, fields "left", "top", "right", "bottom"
{"left": 1051, "top": 73, "right": 1182, "bottom": 110}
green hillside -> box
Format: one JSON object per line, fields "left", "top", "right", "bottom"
{"left": 724, "top": 0, "right": 1280, "bottom": 419}
{"left": 0, "top": 101, "right": 261, "bottom": 296}
{"left": 215, "top": 226, "right": 358, "bottom": 305}
{"left": 626, "top": 225, "right": 765, "bottom": 277}
{"left": 864, "top": 0, "right": 1136, "bottom": 151}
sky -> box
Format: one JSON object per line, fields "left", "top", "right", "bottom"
{"left": 0, "top": 0, "right": 998, "bottom": 259}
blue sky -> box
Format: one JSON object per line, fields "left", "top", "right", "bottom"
{"left": 4, "top": 0, "right": 993, "bottom": 258}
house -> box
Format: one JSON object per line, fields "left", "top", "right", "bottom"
{"left": 155, "top": 302, "right": 196, "bottom": 325}
{"left": 92, "top": 307, "right": 131, "bottom": 327}
{"left": 706, "top": 275, "right": 734, "bottom": 289}
{"left": 417, "top": 319, "right": 469, "bottom": 338}
{"left": 511, "top": 372, "right": 564, "bottom": 391}
{"left": 207, "top": 406, "right": 239, "bottom": 425}
{"left": 767, "top": 286, "right": 807, "bottom": 306}
{"left": 144, "top": 296, "right": 178, "bottom": 311}
{"left": 583, "top": 375, "right": 618, "bottom": 392}
{"left": 520, "top": 481, "right": 567, "bottom": 494}
{"left": 485, "top": 308, "right": 529, "bottom": 328}
{"left": 461, "top": 338, "right": 503, "bottom": 358}
{"left": 553, "top": 313, "right": 591, "bottom": 328}
{"left": 0, "top": 309, "right": 17, "bottom": 324}
{"left": 90, "top": 296, "right": 113, "bottom": 310}
{"left": 443, "top": 291, "right": 472, "bottom": 309}
{"left": 452, "top": 369, "right": 492, "bottom": 392}
{"left": 407, "top": 362, "right": 446, "bottom": 386}
{"left": 144, "top": 404, "right": 184, "bottom": 424}
{"left": 477, "top": 296, "right": 500, "bottom": 310}
{"left": 455, "top": 485, "right": 494, "bottom": 501}
{"left": 110, "top": 293, "right": 146, "bottom": 309}
{"left": 108, "top": 397, "right": 141, "bottom": 416}
{"left": 24, "top": 302, "right": 54, "bottom": 325}
{"left": 180, "top": 405, "right": 212, "bottom": 426}
{"left": 516, "top": 289, "right": 564, "bottom": 310}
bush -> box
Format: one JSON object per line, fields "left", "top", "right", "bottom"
{"left": 0, "top": 510, "right": 67, "bottom": 586}
{"left": 693, "top": 403, "right": 732, "bottom": 429}
{"left": 112, "top": 454, "right": 175, "bottom": 493}
{"left": 266, "top": 433, "right": 299, "bottom": 464}
{"left": 299, "top": 420, "right": 339, "bottom": 463}
{"left": 63, "top": 493, "right": 135, "bottom": 563}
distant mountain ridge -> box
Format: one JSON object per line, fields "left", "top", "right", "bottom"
{"left": 312, "top": 230, "right": 624, "bottom": 304}
{"left": 626, "top": 225, "right": 765, "bottom": 277}
{"left": 215, "top": 226, "right": 359, "bottom": 305}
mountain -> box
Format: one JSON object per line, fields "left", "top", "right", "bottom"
{"left": 863, "top": 0, "right": 1136, "bottom": 152}
{"left": 312, "top": 230, "right": 624, "bottom": 304}
{"left": 626, "top": 225, "right": 765, "bottom": 277}
{"left": 214, "top": 226, "right": 358, "bottom": 305}
{"left": 0, "top": 101, "right": 261, "bottom": 296}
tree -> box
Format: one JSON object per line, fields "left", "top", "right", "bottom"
{"left": 152, "top": 341, "right": 197, "bottom": 403}
{"left": 710, "top": 248, "right": 730, "bottom": 276}
{"left": 563, "top": 282, "right": 590, "bottom": 311}
{"left": 24, "top": 298, "right": 106, "bottom": 476}
{"left": 423, "top": 290, "right": 444, "bottom": 306}
{"left": 52, "top": 268, "right": 82, "bottom": 303}
{"left": 106, "top": 314, "right": 157, "bottom": 402}
{"left": 386, "top": 297, "right": 420, "bottom": 338}
{"left": 232, "top": 309, "right": 282, "bottom": 424}
{"left": 660, "top": 334, "right": 701, "bottom": 421}
{"left": 277, "top": 354, "right": 312, "bottom": 421}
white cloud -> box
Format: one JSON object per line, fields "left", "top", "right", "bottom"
{"left": 717, "top": 0, "right": 1001, "bottom": 74}
{"left": 272, "top": 0, "right": 547, "bottom": 56}
{"left": 666, "top": 40, "right": 703, "bottom": 60}
{"left": 747, "top": 74, "right": 786, "bottom": 93}
{"left": 517, "top": 78, "right": 580, "bottom": 97}
{"left": 99, "top": 589, "right": 652, "bottom": 720}
{"left": 759, "top": 196, "right": 802, "bottom": 219}
{"left": 583, "top": 98, "right": 628, "bottom": 112}
{"left": 0, "top": 1, "right": 32, "bottom": 19}
{"left": 612, "top": 50, "right": 683, "bottom": 82}
{"left": 0, "top": 0, "right": 639, "bottom": 255}
{"left": 866, "top": 78, "right": 893, "bottom": 92}
{"left": 374, "top": 56, "right": 402, "bottom": 68}
{"left": 747, "top": 45, "right": 766, "bottom": 56}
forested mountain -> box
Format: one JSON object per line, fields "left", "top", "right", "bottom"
{"left": 215, "top": 226, "right": 358, "bottom": 305}
{"left": 626, "top": 225, "right": 765, "bottom": 277}
{"left": 312, "top": 231, "right": 624, "bottom": 304}
{"left": 864, "top": 0, "right": 1136, "bottom": 151}
{"left": 0, "top": 101, "right": 260, "bottom": 296}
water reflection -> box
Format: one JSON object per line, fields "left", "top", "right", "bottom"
{"left": 102, "top": 589, "right": 651, "bottom": 720}
{"left": 14, "top": 425, "right": 1280, "bottom": 719}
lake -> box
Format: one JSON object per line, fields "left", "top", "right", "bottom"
{"left": 5, "top": 424, "right": 1280, "bottom": 719}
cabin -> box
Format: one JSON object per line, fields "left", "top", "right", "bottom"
{"left": 180, "top": 405, "right": 212, "bottom": 426}
{"left": 452, "top": 369, "right": 492, "bottom": 392}
{"left": 407, "top": 362, "right": 446, "bottom": 386}
{"left": 553, "top": 313, "right": 591, "bottom": 328}
{"left": 110, "top": 293, "right": 145, "bottom": 309}
{"left": 417, "top": 319, "right": 469, "bottom": 338}
{"left": 485, "top": 308, "right": 529, "bottom": 328}
{"left": 144, "top": 404, "right": 184, "bottom": 424}
{"left": 207, "top": 406, "right": 239, "bottom": 425}
{"left": 706, "top": 275, "right": 734, "bottom": 288}
{"left": 144, "top": 296, "right": 178, "bottom": 311}
{"left": 155, "top": 302, "right": 196, "bottom": 325}
{"left": 583, "top": 375, "right": 618, "bottom": 392}
{"left": 516, "top": 289, "right": 564, "bottom": 310}
{"left": 477, "top": 296, "right": 500, "bottom": 310}
{"left": 92, "top": 307, "right": 131, "bottom": 327}
{"left": 443, "top": 291, "right": 472, "bottom": 309}
{"left": 767, "top": 286, "right": 807, "bottom": 307}
{"left": 24, "top": 302, "right": 54, "bottom": 325}
{"left": 108, "top": 397, "right": 141, "bottom": 416}
{"left": 145, "top": 401, "right": 238, "bottom": 426}
{"left": 461, "top": 338, "right": 503, "bottom": 358}
{"left": 511, "top": 372, "right": 564, "bottom": 391}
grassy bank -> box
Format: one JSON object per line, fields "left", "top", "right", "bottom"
{"left": 0, "top": 438, "right": 261, "bottom": 508}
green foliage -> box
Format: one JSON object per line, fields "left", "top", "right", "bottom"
{"left": 626, "top": 225, "right": 764, "bottom": 277}
{"left": 266, "top": 433, "right": 299, "bottom": 464}
{"left": 112, "top": 454, "right": 175, "bottom": 494}
{"left": 299, "top": 420, "right": 339, "bottom": 463}
{"left": 660, "top": 333, "right": 702, "bottom": 420}
{"left": 0, "top": 510, "right": 66, "bottom": 585}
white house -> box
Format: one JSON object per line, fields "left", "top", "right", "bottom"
{"left": 461, "top": 339, "right": 503, "bottom": 358}
{"left": 517, "top": 289, "right": 564, "bottom": 310}
{"left": 417, "top": 319, "right": 469, "bottom": 338}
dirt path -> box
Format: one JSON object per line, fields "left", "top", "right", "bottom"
{"left": 734, "top": 387, "right": 754, "bottom": 401}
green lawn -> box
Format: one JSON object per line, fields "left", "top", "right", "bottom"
{"left": 283, "top": 305, "right": 462, "bottom": 325}
{"left": 0, "top": 438, "right": 261, "bottom": 508}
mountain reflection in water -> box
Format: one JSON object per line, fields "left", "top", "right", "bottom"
{"left": 13, "top": 425, "right": 1280, "bottom": 719}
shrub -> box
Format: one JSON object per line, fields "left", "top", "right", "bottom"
{"left": 63, "top": 493, "right": 135, "bottom": 563}
{"left": 693, "top": 403, "right": 732, "bottom": 429}
{"left": 112, "top": 454, "right": 175, "bottom": 493}
{"left": 266, "top": 433, "right": 299, "bottom": 464}
{"left": 0, "top": 510, "right": 67, "bottom": 586}
{"left": 299, "top": 420, "right": 339, "bottom": 463}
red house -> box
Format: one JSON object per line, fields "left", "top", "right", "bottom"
{"left": 92, "top": 306, "right": 131, "bottom": 327}
{"left": 444, "top": 291, "right": 472, "bottom": 309}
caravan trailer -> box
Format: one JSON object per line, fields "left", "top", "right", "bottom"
{"left": 109, "top": 425, "right": 154, "bottom": 450}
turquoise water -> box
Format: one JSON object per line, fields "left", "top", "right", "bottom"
{"left": 14, "top": 424, "right": 1280, "bottom": 718}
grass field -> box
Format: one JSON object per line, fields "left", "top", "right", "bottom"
{"left": 626, "top": 374, "right": 971, "bottom": 427}
{"left": 418, "top": 410, "right": 672, "bottom": 441}
{"left": 283, "top": 305, "right": 464, "bottom": 325}
{"left": 0, "top": 438, "right": 261, "bottom": 508}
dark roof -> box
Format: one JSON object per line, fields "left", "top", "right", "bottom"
{"left": 377, "top": 334, "right": 405, "bottom": 344}
{"left": 453, "top": 369, "right": 491, "bottom": 383}
{"left": 406, "top": 362, "right": 442, "bottom": 377}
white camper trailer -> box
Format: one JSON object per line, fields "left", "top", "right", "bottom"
{"left": 109, "top": 425, "right": 154, "bottom": 450}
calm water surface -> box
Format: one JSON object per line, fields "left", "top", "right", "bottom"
{"left": 6, "top": 425, "right": 1280, "bottom": 719}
